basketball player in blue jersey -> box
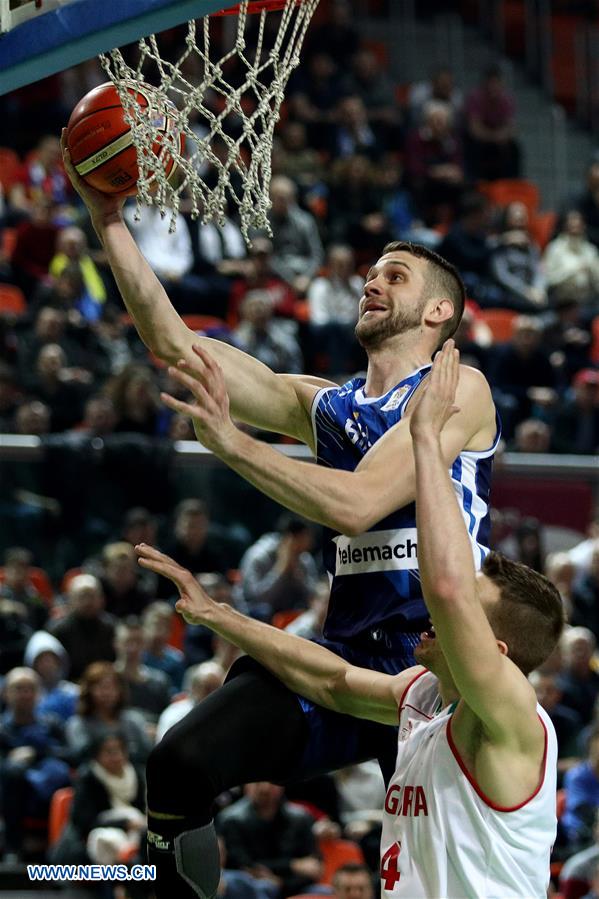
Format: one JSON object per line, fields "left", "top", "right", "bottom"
{"left": 61, "top": 133, "right": 499, "bottom": 899}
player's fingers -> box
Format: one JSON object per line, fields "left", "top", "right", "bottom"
{"left": 175, "top": 355, "right": 207, "bottom": 382}
{"left": 160, "top": 391, "right": 203, "bottom": 419}
{"left": 168, "top": 364, "right": 210, "bottom": 397}
{"left": 192, "top": 344, "right": 219, "bottom": 374}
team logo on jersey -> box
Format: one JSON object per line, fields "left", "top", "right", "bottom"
{"left": 380, "top": 385, "right": 410, "bottom": 412}
{"left": 344, "top": 416, "right": 371, "bottom": 452}
{"left": 334, "top": 528, "right": 418, "bottom": 574}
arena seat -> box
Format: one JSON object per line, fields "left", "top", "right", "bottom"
{"left": 48, "top": 786, "right": 74, "bottom": 847}
{"left": 0, "top": 146, "right": 21, "bottom": 191}
{"left": 530, "top": 210, "right": 557, "bottom": 249}
{"left": 271, "top": 609, "right": 303, "bottom": 629}
{"left": 478, "top": 179, "right": 540, "bottom": 218}
{"left": 477, "top": 308, "right": 518, "bottom": 343}
{"left": 318, "top": 837, "right": 366, "bottom": 885}
{"left": 590, "top": 315, "right": 599, "bottom": 364}
{"left": 0, "top": 282, "right": 27, "bottom": 317}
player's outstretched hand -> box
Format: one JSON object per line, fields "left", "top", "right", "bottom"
{"left": 135, "top": 543, "right": 215, "bottom": 625}
{"left": 60, "top": 128, "right": 125, "bottom": 225}
{"left": 409, "top": 339, "right": 460, "bottom": 440}
{"left": 162, "top": 344, "right": 238, "bottom": 455}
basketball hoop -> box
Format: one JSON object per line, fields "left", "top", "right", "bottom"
{"left": 99, "top": 0, "right": 319, "bottom": 241}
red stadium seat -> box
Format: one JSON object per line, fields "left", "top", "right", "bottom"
{"left": 0, "top": 147, "right": 22, "bottom": 191}
{"left": 318, "top": 837, "right": 365, "bottom": 885}
{"left": 477, "top": 308, "right": 519, "bottom": 343}
{"left": 271, "top": 609, "right": 303, "bottom": 629}
{"left": 478, "top": 179, "right": 540, "bottom": 219}
{"left": 48, "top": 786, "right": 74, "bottom": 847}
{"left": 590, "top": 316, "right": 599, "bottom": 364}
{"left": 0, "top": 282, "right": 27, "bottom": 317}
{"left": 530, "top": 211, "right": 557, "bottom": 250}
{"left": 0, "top": 565, "right": 53, "bottom": 605}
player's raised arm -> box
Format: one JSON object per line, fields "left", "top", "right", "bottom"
{"left": 135, "top": 543, "right": 414, "bottom": 726}
{"left": 163, "top": 345, "right": 495, "bottom": 536}
{"left": 60, "top": 131, "right": 321, "bottom": 444}
{"left": 409, "top": 341, "right": 562, "bottom": 746}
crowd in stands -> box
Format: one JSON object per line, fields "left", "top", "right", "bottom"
{"left": 1, "top": 0, "right": 599, "bottom": 896}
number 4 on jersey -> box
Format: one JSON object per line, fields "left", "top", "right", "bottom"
{"left": 381, "top": 841, "right": 402, "bottom": 891}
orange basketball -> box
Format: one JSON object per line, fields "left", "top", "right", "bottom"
{"left": 66, "top": 82, "right": 184, "bottom": 196}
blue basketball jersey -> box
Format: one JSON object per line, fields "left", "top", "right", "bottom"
{"left": 311, "top": 365, "right": 500, "bottom": 642}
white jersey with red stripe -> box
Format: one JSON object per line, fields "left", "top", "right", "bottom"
{"left": 380, "top": 670, "right": 557, "bottom": 899}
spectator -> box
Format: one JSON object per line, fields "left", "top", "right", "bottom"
{"left": 121, "top": 507, "right": 158, "bottom": 550}
{"left": 48, "top": 226, "right": 106, "bottom": 321}
{"left": 0, "top": 363, "right": 21, "bottom": 432}
{"left": 552, "top": 369, "right": 599, "bottom": 455}
{"left": 238, "top": 515, "right": 318, "bottom": 620}
{"left": 544, "top": 210, "right": 599, "bottom": 309}
{"left": 155, "top": 660, "right": 225, "bottom": 742}
{"left": 409, "top": 65, "right": 463, "bottom": 124}
{"left": 124, "top": 203, "right": 222, "bottom": 316}
{"left": 341, "top": 48, "right": 401, "bottom": 147}
{"left": 51, "top": 730, "right": 146, "bottom": 868}
{"left": 76, "top": 394, "right": 118, "bottom": 438}
{"left": 332, "top": 863, "right": 375, "bottom": 899}
{"left": 217, "top": 781, "right": 322, "bottom": 896}
{"left": 571, "top": 543, "right": 599, "bottom": 642}
{"left": 546, "top": 551, "right": 577, "bottom": 621}
{"left": 272, "top": 121, "right": 325, "bottom": 193}
{"left": 0, "top": 596, "right": 32, "bottom": 675}
{"left": 569, "top": 519, "right": 599, "bottom": 578}
{"left": 0, "top": 546, "right": 48, "bottom": 630}
{"left": 28, "top": 343, "right": 92, "bottom": 432}
{"left": 10, "top": 195, "right": 59, "bottom": 297}
{"left": 99, "top": 541, "right": 152, "bottom": 618}
{"left": 487, "top": 315, "right": 557, "bottom": 438}
{"left": 24, "top": 630, "right": 79, "bottom": 722}
{"left": 307, "top": 243, "right": 362, "bottom": 376}
{"left": 104, "top": 363, "right": 161, "bottom": 436}
{"left": 142, "top": 601, "right": 186, "bottom": 692}
{"left": 160, "top": 498, "right": 228, "bottom": 585}
{"left": 464, "top": 65, "right": 520, "bottom": 180}
{"left": 559, "top": 817, "right": 599, "bottom": 899}
{"left": 217, "top": 833, "right": 280, "bottom": 899}
{"left": 571, "top": 158, "right": 599, "bottom": 249}
{"left": 288, "top": 53, "right": 343, "bottom": 151}
{"left": 559, "top": 627, "right": 599, "bottom": 726}
{"left": 512, "top": 418, "right": 551, "bottom": 453}
{"left": 114, "top": 618, "right": 171, "bottom": 722}
{"left": 438, "top": 193, "right": 501, "bottom": 307}
{"left": 11, "top": 134, "right": 71, "bottom": 210}
{"left": 66, "top": 661, "right": 151, "bottom": 766}
{"left": 305, "top": 0, "right": 360, "bottom": 68}
{"left": 228, "top": 237, "right": 298, "bottom": 325}
{"left": 95, "top": 304, "right": 146, "bottom": 376}
{"left": 541, "top": 297, "right": 593, "bottom": 388}
{"left": 562, "top": 726, "right": 599, "bottom": 850}
{"left": 327, "top": 155, "right": 392, "bottom": 261}
{"left": 234, "top": 290, "right": 303, "bottom": 374}
{"left": 332, "top": 95, "right": 379, "bottom": 161}
{"left": 529, "top": 669, "right": 582, "bottom": 761}
{"left": 404, "top": 99, "right": 464, "bottom": 226}
{"left": 266, "top": 175, "right": 324, "bottom": 295}
{"left": 18, "top": 305, "right": 99, "bottom": 386}
{"left": 489, "top": 201, "right": 546, "bottom": 312}
{"left": 0, "top": 667, "right": 70, "bottom": 860}
{"left": 49, "top": 574, "right": 116, "bottom": 681}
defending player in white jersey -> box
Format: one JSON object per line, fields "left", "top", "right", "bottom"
{"left": 136, "top": 341, "right": 564, "bottom": 899}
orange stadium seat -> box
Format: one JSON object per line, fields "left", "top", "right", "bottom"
{"left": 478, "top": 308, "right": 518, "bottom": 343}
{"left": 318, "top": 837, "right": 366, "bottom": 885}
{"left": 0, "top": 283, "right": 27, "bottom": 317}
{"left": 48, "top": 786, "right": 74, "bottom": 847}
{"left": 530, "top": 211, "right": 557, "bottom": 250}
{"left": 590, "top": 316, "right": 599, "bottom": 364}
{"left": 271, "top": 609, "right": 303, "bottom": 629}
{"left": 478, "top": 179, "right": 540, "bottom": 219}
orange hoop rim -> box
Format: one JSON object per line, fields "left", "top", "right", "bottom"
{"left": 212, "top": 0, "right": 305, "bottom": 15}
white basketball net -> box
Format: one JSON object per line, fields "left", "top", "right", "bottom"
{"left": 99, "top": 0, "right": 319, "bottom": 241}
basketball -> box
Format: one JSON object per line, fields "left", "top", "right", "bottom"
{"left": 66, "top": 81, "right": 184, "bottom": 196}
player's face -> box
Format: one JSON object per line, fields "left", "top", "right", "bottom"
{"left": 355, "top": 253, "right": 427, "bottom": 349}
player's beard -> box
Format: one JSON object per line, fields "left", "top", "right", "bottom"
{"left": 355, "top": 300, "right": 424, "bottom": 349}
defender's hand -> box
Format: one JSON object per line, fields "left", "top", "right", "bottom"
{"left": 409, "top": 339, "right": 461, "bottom": 440}
{"left": 135, "top": 543, "right": 215, "bottom": 625}
{"left": 61, "top": 128, "right": 125, "bottom": 226}
{"left": 162, "top": 344, "right": 239, "bottom": 455}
